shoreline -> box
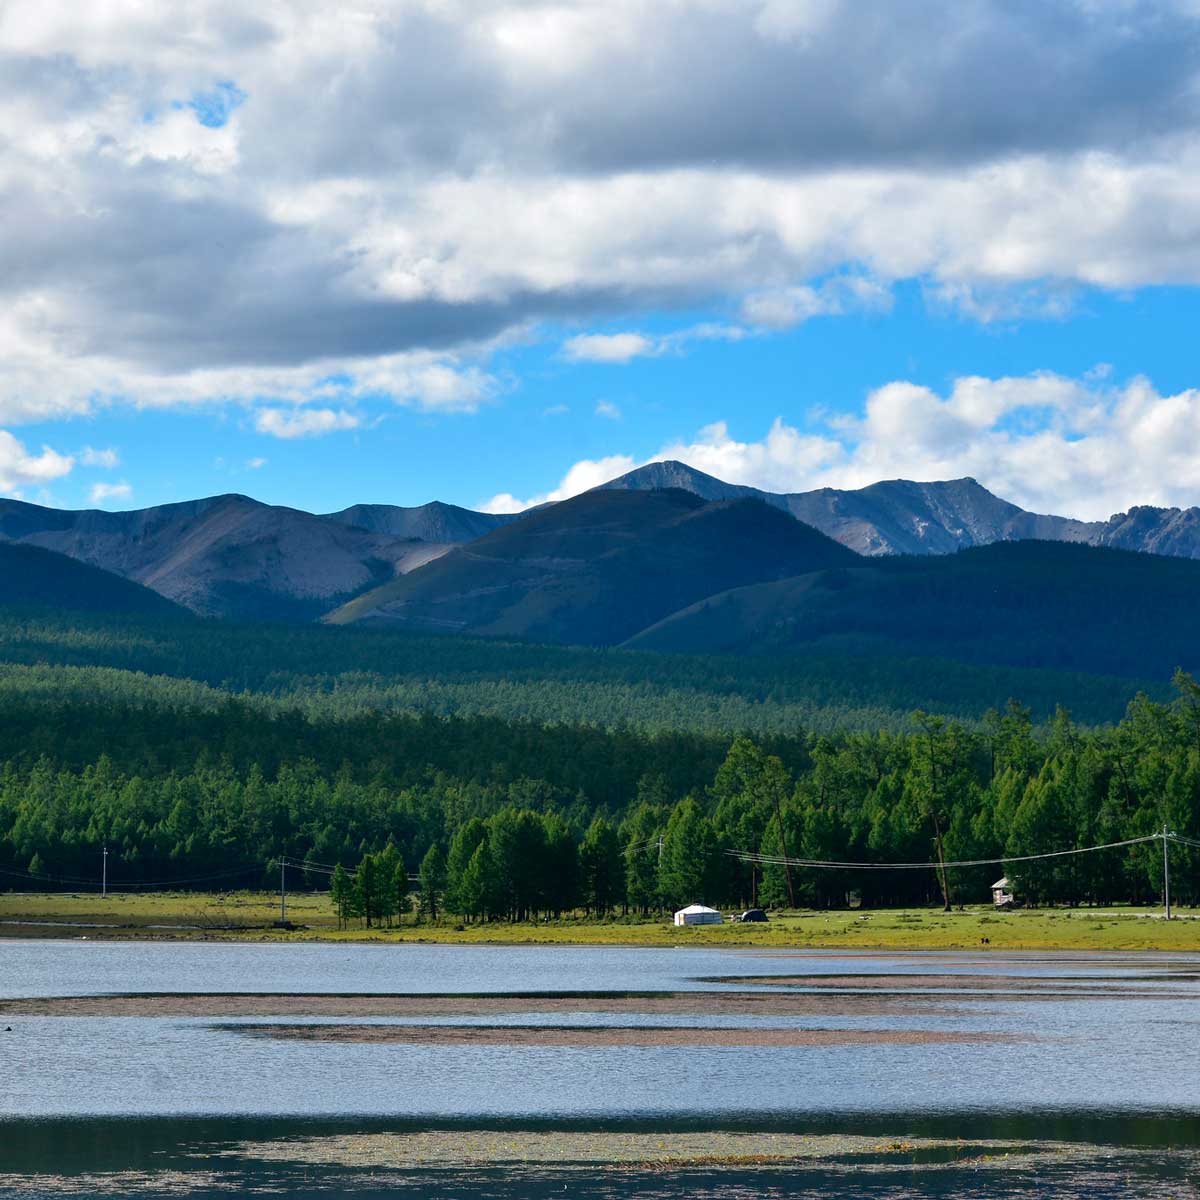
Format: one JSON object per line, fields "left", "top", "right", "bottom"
{"left": 0, "top": 892, "right": 1198, "bottom": 951}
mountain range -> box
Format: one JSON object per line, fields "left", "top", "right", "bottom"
{"left": 0, "top": 493, "right": 504, "bottom": 620}
{"left": 600, "top": 461, "right": 1200, "bottom": 557}
{"left": 326, "top": 488, "right": 857, "bottom": 643}
{"left": 2, "top": 464, "right": 1200, "bottom": 666}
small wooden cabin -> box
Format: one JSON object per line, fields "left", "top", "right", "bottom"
{"left": 992, "top": 876, "right": 1016, "bottom": 908}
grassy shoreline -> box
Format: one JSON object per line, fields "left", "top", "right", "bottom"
{"left": 1, "top": 891, "right": 1198, "bottom": 951}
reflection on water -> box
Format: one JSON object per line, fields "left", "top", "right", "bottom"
{"left": 0, "top": 942, "right": 1197, "bottom": 1195}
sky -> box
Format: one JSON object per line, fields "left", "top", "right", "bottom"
{"left": 5, "top": 1, "right": 1200, "bottom": 521}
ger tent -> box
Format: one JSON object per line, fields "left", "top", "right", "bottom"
{"left": 674, "top": 904, "right": 723, "bottom": 926}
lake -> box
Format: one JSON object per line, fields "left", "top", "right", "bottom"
{"left": 0, "top": 940, "right": 1198, "bottom": 1196}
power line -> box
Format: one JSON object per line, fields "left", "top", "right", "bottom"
{"left": 279, "top": 855, "right": 342, "bottom": 872}
{"left": 280, "top": 858, "right": 337, "bottom": 876}
{"left": 0, "top": 861, "right": 264, "bottom": 890}
{"left": 105, "top": 864, "right": 266, "bottom": 889}
{"left": 622, "top": 837, "right": 660, "bottom": 856}
{"left": 278, "top": 857, "right": 419, "bottom": 881}
{"left": 727, "top": 833, "right": 1162, "bottom": 872}
{"left": 6, "top": 828, "right": 1195, "bottom": 903}
{"left": 0, "top": 864, "right": 106, "bottom": 887}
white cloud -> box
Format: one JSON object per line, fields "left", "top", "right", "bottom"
{"left": 562, "top": 323, "right": 748, "bottom": 365}
{"left": 0, "top": 311, "right": 502, "bottom": 426}
{"left": 657, "top": 419, "right": 847, "bottom": 495}
{"left": 246, "top": 456, "right": 267, "bottom": 469}
{"left": 89, "top": 481, "right": 131, "bottom": 505}
{"left": 254, "top": 408, "right": 361, "bottom": 439}
{"left": 595, "top": 400, "right": 622, "bottom": 420}
{"left": 80, "top": 446, "right": 119, "bottom": 468}
{"left": 482, "top": 370, "right": 1200, "bottom": 521}
{"left": 741, "top": 275, "right": 893, "bottom": 329}
{"left": 0, "top": 430, "right": 73, "bottom": 495}
{"left": 564, "top": 333, "right": 656, "bottom": 364}
{"left": 481, "top": 453, "right": 637, "bottom": 513}
{"left": 345, "top": 358, "right": 500, "bottom": 413}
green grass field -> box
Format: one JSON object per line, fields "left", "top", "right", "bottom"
{"left": 1, "top": 891, "right": 1199, "bottom": 951}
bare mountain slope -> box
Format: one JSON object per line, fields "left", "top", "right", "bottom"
{"left": 784, "top": 476, "right": 1092, "bottom": 555}
{"left": 327, "top": 487, "right": 857, "bottom": 644}
{"left": 600, "top": 461, "right": 1200, "bottom": 557}
{"left": 1097, "top": 505, "right": 1200, "bottom": 556}
{"left": 598, "top": 461, "right": 774, "bottom": 506}
{"left": 324, "top": 500, "right": 517, "bottom": 543}
{"left": 0, "top": 495, "right": 453, "bottom": 621}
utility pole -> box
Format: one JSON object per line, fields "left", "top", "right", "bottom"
{"left": 280, "top": 857, "right": 287, "bottom": 925}
{"left": 772, "top": 790, "right": 797, "bottom": 910}
{"left": 916, "top": 711, "right": 952, "bottom": 912}
{"left": 931, "top": 811, "right": 952, "bottom": 913}
{"left": 102, "top": 842, "right": 108, "bottom": 898}
{"left": 1163, "top": 825, "right": 1172, "bottom": 921}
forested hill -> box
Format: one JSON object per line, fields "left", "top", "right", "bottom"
{"left": 0, "top": 605, "right": 1195, "bottom": 908}
{"left": 328, "top": 487, "right": 857, "bottom": 641}
{"left": 326, "top": 503, "right": 1200, "bottom": 676}
{"left": 1, "top": 670, "right": 1198, "bottom": 912}
{"left": 0, "top": 607, "right": 1164, "bottom": 732}
{"left": 627, "top": 540, "right": 1200, "bottom": 680}
{"left": 0, "top": 544, "right": 185, "bottom": 617}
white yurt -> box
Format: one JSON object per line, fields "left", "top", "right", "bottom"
{"left": 673, "top": 903, "right": 723, "bottom": 926}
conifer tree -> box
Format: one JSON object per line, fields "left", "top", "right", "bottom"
{"left": 658, "top": 797, "right": 721, "bottom": 907}
{"left": 418, "top": 843, "right": 448, "bottom": 921}
{"left": 580, "top": 816, "right": 624, "bottom": 915}
{"left": 460, "top": 841, "right": 500, "bottom": 922}
{"left": 330, "top": 864, "right": 353, "bottom": 929}
{"left": 353, "top": 853, "right": 381, "bottom": 928}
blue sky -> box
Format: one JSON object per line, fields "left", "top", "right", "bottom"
{"left": 23, "top": 281, "right": 1200, "bottom": 520}
{"left": 6, "top": 2, "right": 1200, "bottom": 522}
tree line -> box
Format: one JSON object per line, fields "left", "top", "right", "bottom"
{"left": 3, "top": 673, "right": 1200, "bottom": 914}
{"left": 0, "top": 606, "right": 1162, "bottom": 732}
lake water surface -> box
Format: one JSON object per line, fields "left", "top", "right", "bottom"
{"left": 0, "top": 941, "right": 1197, "bottom": 1196}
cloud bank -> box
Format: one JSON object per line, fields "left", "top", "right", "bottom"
{"left": 484, "top": 370, "right": 1200, "bottom": 522}
{"left": 6, "top": 0, "right": 1200, "bottom": 431}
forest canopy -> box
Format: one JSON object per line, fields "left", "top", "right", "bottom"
{"left": 1, "top": 648, "right": 1197, "bottom": 912}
